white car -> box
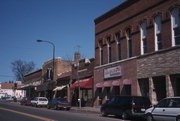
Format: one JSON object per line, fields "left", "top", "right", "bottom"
{"left": 145, "top": 97, "right": 180, "bottom": 121}
{"left": 31, "top": 97, "right": 48, "bottom": 107}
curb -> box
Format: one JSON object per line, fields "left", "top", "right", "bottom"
{"left": 10, "top": 102, "right": 20, "bottom": 104}
{"left": 70, "top": 107, "right": 100, "bottom": 114}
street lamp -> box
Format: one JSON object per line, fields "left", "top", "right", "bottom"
{"left": 76, "top": 62, "right": 81, "bottom": 109}
{"left": 36, "top": 40, "right": 55, "bottom": 81}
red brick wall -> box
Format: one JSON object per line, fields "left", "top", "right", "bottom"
{"left": 95, "top": 0, "right": 180, "bottom": 67}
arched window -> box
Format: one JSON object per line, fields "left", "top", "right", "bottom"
{"left": 154, "top": 15, "right": 162, "bottom": 50}
{"left": 126, "top": 28, "right": 133, "bottom": 57}
{"left": 115, "top": 32, "right": 122, "bottom": 60}
{"left": 170, "top": 7, "right": 180, "bottom": 46}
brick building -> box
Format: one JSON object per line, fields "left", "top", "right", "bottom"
{"left": 94, "top": 0, "right": 180, "bottom": 106}
{"left": 23, "top": 69, "right": 42, "bottom": 98}
{"left": 70, "top": 58, "right": 95, "bottom": 106}
{"left": 37, "top": 57, "right": 72, "bottom": 99}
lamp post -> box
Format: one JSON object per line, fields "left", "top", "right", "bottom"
{"left": 36, "top": 40, "right": 55, "bottom": 81}
{"left": 77, "top": 62, "right": 81, "bottom": 109}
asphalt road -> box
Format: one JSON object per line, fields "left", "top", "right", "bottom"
{"left": 0, "top": 101, "right": 139, "bottom": 121}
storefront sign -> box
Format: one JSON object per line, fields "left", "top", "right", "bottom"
{"left": 104, "top": 65, "right": 122, "bottom": 79}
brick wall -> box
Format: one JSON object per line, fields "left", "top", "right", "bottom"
{"left": 94, "top": 0, "right": 180, "bottom": 67}
{"left": 137, "top": 46, "right": 180, "bottom": 78}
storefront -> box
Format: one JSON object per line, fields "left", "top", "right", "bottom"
{"left": 71, "top": 58, "right": 95, "bottom": 107}
{"left": 94, "top": 58, "right": 137, "bottom": 106}
{"left": 70, "top": 77, "right": 93, "bottom": 107}
{"left": 137, "top": 46, "right": 180, "bottom": 104}
{"left": 53, "top": 71, "right": 71, "bottom": 101}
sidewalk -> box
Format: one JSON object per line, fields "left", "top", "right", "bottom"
{"left": 71, "top": 106, "right": 100, "bottom": 113}
{"left": 9, "top": 100, "right": 101, "bottom": 114}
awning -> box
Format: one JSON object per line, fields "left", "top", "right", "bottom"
{"left": 112, "top": 80, "right": 120, "bottom": 86}
{"left": 70, "top": 78, "right": 92, "bottom": 89}
{"left": 95, "top": 82, "right": 103, "bottom": 88}
{"left": 123, "top": 79, "right": 132, "bottom": 85}
{"left": 53, "top": 85, "right": 66, "bottom": 91}
{"left": 103, "top": 81, "right": 112, "bottom": 87}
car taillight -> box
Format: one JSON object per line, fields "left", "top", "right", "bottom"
{"left": 58, "top": 103, "right": 69, "bottom": 106}
{"left": 132, "top": 105, "right": 137, "bottom": 111}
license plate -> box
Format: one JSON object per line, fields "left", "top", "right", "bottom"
{"left": 141, "top": 108, "right": 145, "bottom": 112}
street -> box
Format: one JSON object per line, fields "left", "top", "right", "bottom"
{"left": 0, "top": 101, "right": 144, "bottom": 121}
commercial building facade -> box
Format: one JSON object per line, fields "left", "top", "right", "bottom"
{"left": 94, "top": 0, "right": 180, "bottom": 105}
{"left": 37, "top": 57, "right": 72, "bottom": 99}
{"left": 71, "top": 58, "right": 95, "bottom": 106}
{"left": 23, "top": 69, "right": 42, "bottom": 98}
{"left": 0, "top": 81, "right": 25, "bottom": 99}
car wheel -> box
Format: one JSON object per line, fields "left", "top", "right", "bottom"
{"left": 35, "top": 104, "right": 38, "bottom": 108}
{"left": 47, "top": 105, "right": 50, "bottom": 109}
{"left": 146, "top": 114, "right": 153, "bottom": 121}
{"left": 101, "top": 108, "right": 108, "bottom": 117}
{"left": 55, "top": 105, "right": 59, "bottom": 110}
{"left": 121, "top": 111, "right": 128, "bottom": 120}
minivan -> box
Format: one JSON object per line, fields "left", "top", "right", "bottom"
{"left": 100, "top": 96, "right": 151, "bottom": 120}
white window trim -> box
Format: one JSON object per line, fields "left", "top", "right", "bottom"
{"left": 116, "top": 41, "right": 120, "bottom": 61}
{"left": 154, "top": 16, "right": 162, "bottom": 51}
{"left": 170, "top": 8, "right": 180, "bottom": 46}
{"left": 127, "top": 36, "right": 130, "bottom": 58}
{"left": 99, "top": 47, "right": 102, "bottom": 65}
{"left": 107, "top": 43, "right": 110, "bottom": 63}
{"left": 140, "top": 22, "right": 147, "bottom": 54}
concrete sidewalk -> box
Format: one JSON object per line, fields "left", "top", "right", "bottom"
{"left": 71, "top": 106, "right": 100, "bottom": 113}
{"left": 9, "top": 100, "right": 101, "bottom": 114}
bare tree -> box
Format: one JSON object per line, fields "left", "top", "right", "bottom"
{"left": 11, "top": 60, "right": 35, "bottom": 81}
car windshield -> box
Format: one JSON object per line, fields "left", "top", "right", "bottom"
{"left": 57, "top": 98, "right": 68, "bottom": 102}
{"left": 134, "top": 97, "right": 151, "bottom": 106}
{"left": 39, "top": 98, "right": 47, "bottom": 101}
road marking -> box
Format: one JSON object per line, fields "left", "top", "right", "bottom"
{"left": 0, "top": 107, "right": 55, "bottom": 121}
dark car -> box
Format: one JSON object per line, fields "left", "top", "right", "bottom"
{"left": 47, "top": 98, "right": 71, "bottom": 110}
{"left": 100, "top": 96, "right": 151, "bottom": 120}
{"left": 20, "top": 97, "right": 32, "bottom": 105}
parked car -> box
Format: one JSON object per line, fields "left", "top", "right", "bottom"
{"left": 100, "top": 96, "right": 151, "bottom": 120}
{"left": 47, "top": 98, "right": 71, "bottom": 110}
{"left": 31, "top": 97, "right": 48, "bottom": 107}
{"left": 145, "top": 97, "right": 180, "bottom": 121}
{"left": 20, "top": 97, "right": 32, "bottom": 105}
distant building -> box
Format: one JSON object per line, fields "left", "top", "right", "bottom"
{"left": 70, "top": 58, "right": 95, "bottom": 107}
{"left": 22, "top": 69, "right": 42, "bottom": 98}
{"left": 0, "top": 82, "right": 25, "bottom": 99}
{"left": 94, "top": 0, "right": 180, "bottom": 106}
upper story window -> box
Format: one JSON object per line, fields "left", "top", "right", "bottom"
{"left": 107, "top": 37, "right": 112, "bottom": 63}
{"left": 170, "top": 7, "right": 180, "bottom": 46}
{"left": 126, "top": 28, "right": 133, "bottom": 58}
{"left": 140, "top": 22, "right": 147, "bottom": 54}
{"left": 46, "top": 68, "right": 53, "bottom": 81}
{"left": 116, "top": 32, "right": 122, "bottom": 61}
{"left": 99, "top": 40, "right": 103, "bottom": 65}
{"left": 154, "top": 15, "right": 162, "bottom": 51}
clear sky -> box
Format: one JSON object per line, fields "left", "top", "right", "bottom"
{"left": 0, "top": 0, "right": 124, "bottom": 82}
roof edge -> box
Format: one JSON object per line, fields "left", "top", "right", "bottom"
{"left": 94, "top": 0, "right": 140, "bottom": 25}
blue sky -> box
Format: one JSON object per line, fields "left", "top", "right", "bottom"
{"left": 0, "top": 0, "right": 124, "bottom": 82}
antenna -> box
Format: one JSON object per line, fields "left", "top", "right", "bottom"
{"left": 76, "top": 45, "right": 81, "bottom": 52}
